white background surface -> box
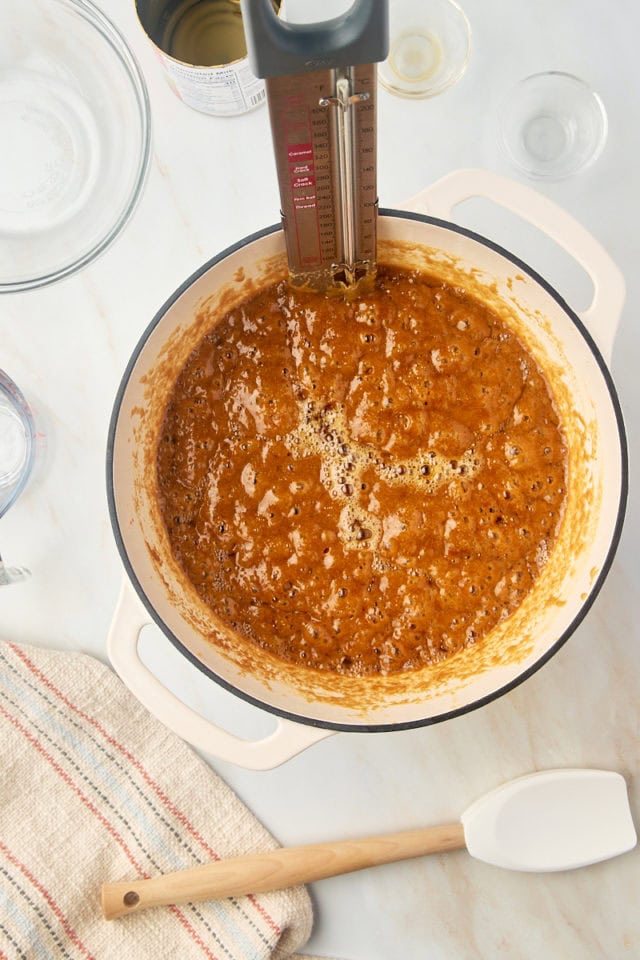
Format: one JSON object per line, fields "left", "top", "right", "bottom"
{"left": 2, "top": 0, "right": 639, "bottom": 957}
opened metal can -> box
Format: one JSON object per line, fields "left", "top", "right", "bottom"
{"left": 136, "top": 0, "right": 266, "bottom": 116}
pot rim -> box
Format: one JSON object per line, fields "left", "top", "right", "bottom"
{"left": 106, "top": 210, "right": 629, "bottom": 733}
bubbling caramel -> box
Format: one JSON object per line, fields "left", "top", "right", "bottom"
{"left": 156, "top": 267, "right": 568, "bottom": 676}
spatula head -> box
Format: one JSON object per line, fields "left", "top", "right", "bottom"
{"left": 461, "top": 769, "right": 636, "bottom": 872}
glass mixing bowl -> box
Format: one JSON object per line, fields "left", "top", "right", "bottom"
{"left": 0, "top": 0, "right": 151, "bottom": 293}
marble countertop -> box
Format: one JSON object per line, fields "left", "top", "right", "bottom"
{"left": 2, "top": 0, "right": 639, "bottom": 956}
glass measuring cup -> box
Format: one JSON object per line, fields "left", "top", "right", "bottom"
{"left": 0, "top": 371, "right": 36, "bottom": 584}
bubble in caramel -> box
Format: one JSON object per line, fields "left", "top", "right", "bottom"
{"left": 156, "top": 267, "right": 567, "bottom": 676}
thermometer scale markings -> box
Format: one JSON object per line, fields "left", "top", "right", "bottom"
{"left": 266, "top": 63, "right": 377, "bottom": 291}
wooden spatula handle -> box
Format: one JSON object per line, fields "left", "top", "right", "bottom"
{"left": 101, "top": 822, "right": 465, "bottom": 920}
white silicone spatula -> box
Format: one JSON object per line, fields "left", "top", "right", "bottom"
{"left": 101, "top": 768, "right": 636, "bottom": 920}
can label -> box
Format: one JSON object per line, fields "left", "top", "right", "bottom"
{"left": 137, "top": 0, "right": 266, "bottom": 117}
{"left": 158, "top": 50, "right": 265, "bottom": 115}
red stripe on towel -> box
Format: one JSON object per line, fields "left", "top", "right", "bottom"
{"left": 0, "top": 838, "right": 96, "bottom": 960}
{"left": 0, "top": 701, "right": 222, "bottom": 959}
{"left": 0, "top": 702, "right": 146, "bottom": 875}
{"left": 9, "top": 643, "right": 282, "bottom": 938}
{"left": 169, "top": 906, "right": 221, "bottom": 960}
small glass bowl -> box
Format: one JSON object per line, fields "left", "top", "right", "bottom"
{"left": 378, "top": 0, "right": 472, "bottom": 99}
{"left": 0, "top": 371, "right": 35, "bottom": 519}
{"left": 497, "top": 72, "right": 608, "bottom": 180}
{"left": 0, "top": 0, "right": 151, "bottom": 293}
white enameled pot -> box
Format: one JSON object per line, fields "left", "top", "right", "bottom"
{"left": 107, "top": 169, "right": 627, "bottom": 769}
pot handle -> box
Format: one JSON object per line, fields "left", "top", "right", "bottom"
{"left": 107, "top": 579, "right": 333, "bottom": 770}
{"left": 399, "top": 168, "right": 625, "bottom": 364}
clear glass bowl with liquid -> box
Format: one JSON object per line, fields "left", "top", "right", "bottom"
{"left": 378, "top": 0, "right": 471, "bottom": 99}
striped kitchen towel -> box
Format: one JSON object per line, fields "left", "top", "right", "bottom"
{"left": 0, "top": 639, "right": 324, "bottom": 960}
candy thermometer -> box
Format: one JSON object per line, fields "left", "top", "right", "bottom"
{"left": 240, "top": 0, "right": 389, "bottom": 293}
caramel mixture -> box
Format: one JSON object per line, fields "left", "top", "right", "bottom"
{"left": 157, "top": 268, "right": 567, "bottom": 676}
